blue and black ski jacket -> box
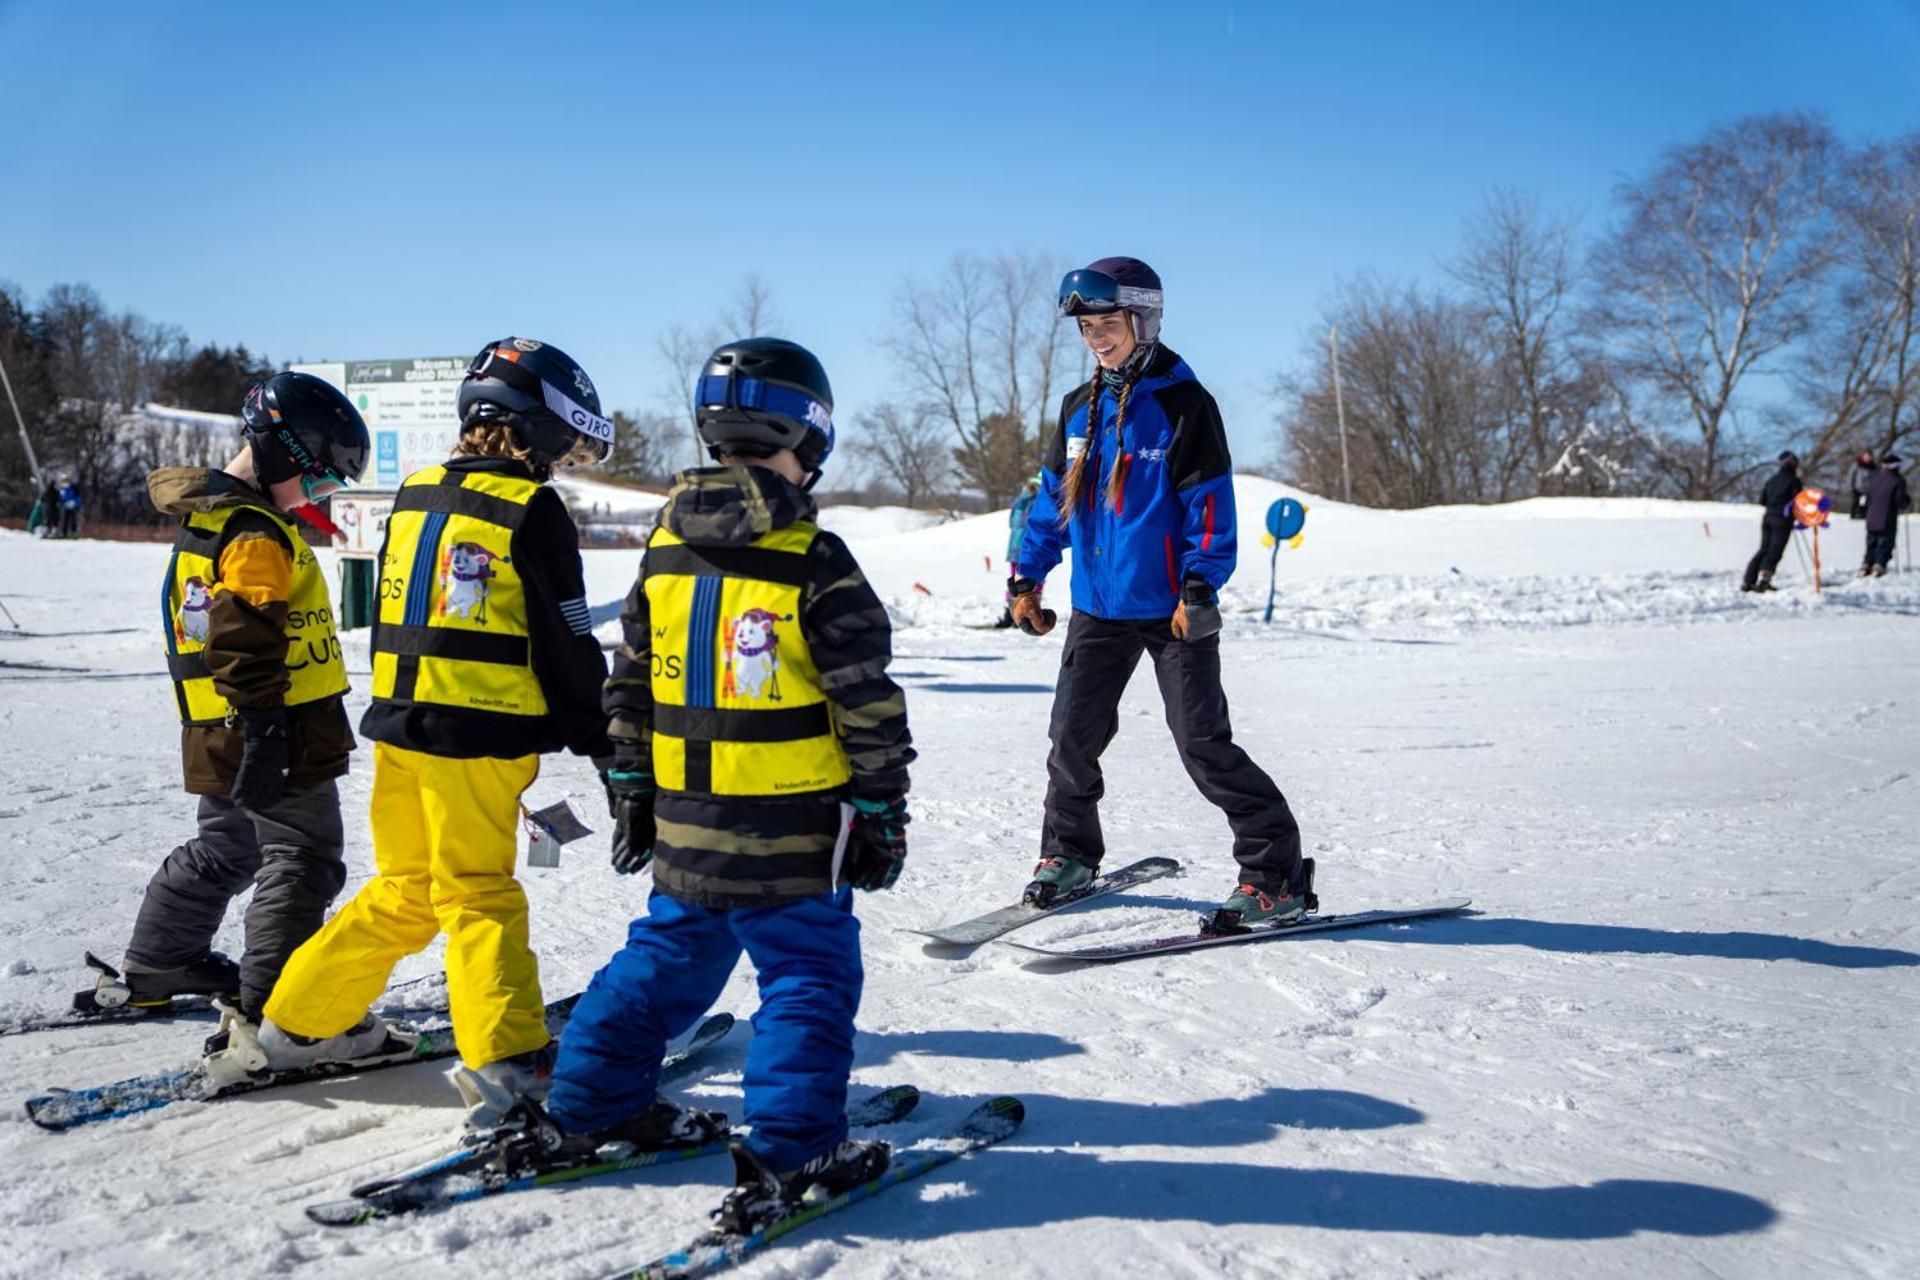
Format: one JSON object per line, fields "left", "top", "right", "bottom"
{"left": 1018, "top": 345, "right": 1236, "bottom": 620}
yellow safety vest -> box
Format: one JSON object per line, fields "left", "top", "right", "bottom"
{"left": 643, "top": 521, "right": 850, "bottom": 797}
{"left": 162, "top": 505, "right": 347, "bottom": 726}
{"left": 371, "top": 466, "right": 547, "bottom": 718}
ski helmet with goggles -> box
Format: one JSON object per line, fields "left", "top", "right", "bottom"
{"left": 1058, "top": 257, "right": 1164, "bottom": 345}
{"left": 693, "top": 338, "right": 835, "bottom": 479}
{"left": 457, "top": 337, "right": 614, "bottom": 474}
{"left": 241, "top": 372, "right": 371, "bottom": 503}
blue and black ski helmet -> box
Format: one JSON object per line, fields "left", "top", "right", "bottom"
{"left": 694, "top": 337, "right": 835, "bottom": 478}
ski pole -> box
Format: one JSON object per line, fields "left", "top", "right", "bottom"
{"left": 0, "top": 595, "right": 17, "bottom": 630}
{"left": 1790, "top": 531, "right": 1811, "bottom": 580}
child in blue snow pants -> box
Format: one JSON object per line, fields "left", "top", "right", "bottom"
{"left": 547, "top": 889, "right": 863, "bottom": 1171}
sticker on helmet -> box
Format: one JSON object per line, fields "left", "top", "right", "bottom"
{"left": 512, "top": 338, "right": 543, "bottom": 352}
{"left": 573, "top": 367, "right": 596, "bottom": 401}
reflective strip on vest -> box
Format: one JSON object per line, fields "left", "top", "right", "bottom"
{"left": 370, "top": 466, "right": 547, "bottom": 718}
{"left": 160, "top": 506, "right": 347, "bottom": 727}
{"left": 643, "top": 521, "right": 850, "bottom": 797}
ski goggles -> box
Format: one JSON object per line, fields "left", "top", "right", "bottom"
{"left": 695, "top": 374, "right": 834, "bottom": 442}
{"left": 1057, "top": 268, "right": 1164, "bottom": 319}
{"left": 300, "top": 467, "right": 350, "bottom": 503}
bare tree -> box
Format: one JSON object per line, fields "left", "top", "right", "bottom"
{"left": 855, "top": 401, "right": 949, "bottom": 508}
{"left": 656, "top": 275, "right": 785, "bottom": 466}
{"left": 884, "top": 251, "right": 1073, "bottom": 506}
{"left": 1450, "top": 188, "right": 1586, "bottom": 496}
{"left": 1791, "top": 134, "right": 1920, "bottom": 473}
{"left": 601, "top": 408, "right": 676, "bottom": 487}
{"left": 1586, "top": 112, "right": 1839, "bottom": 497}
{"left": 1277, "top": 277, "right": 1508, "bottom": 507}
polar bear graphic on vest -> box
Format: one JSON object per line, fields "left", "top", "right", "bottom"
{"left": 175, "top": 576, "right": 213, "bottom": 645}
{"left": 440, "top": 541, "right": 498, "bottom": 621}
{"left": 723, "top": 608, "right": 788, "bottom": 702}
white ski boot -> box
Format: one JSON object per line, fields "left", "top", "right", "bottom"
{"left": 449, "top": 1043, "right": 557, "bottom": 1133}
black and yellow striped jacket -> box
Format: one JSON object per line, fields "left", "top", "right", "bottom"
{"left": 605, "top": 465, "right": 914, "bottom": 907}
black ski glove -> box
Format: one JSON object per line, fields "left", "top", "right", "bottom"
{"left": 229, "top": 706, "right": 291, "bottom": 810}
{"left": 603, "top": 760, "right": 656, "bottom": 875}
{"left": 844, "top": 795, "right": 910, "bottom": 892}
{"left": 1171, "top": 576, "right": 1221, "bottom": 642}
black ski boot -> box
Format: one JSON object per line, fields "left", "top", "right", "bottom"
{"left": 713, "top": 1137, "right": 891, "bottom": 1234}
{"left": 74, "top": 950, "right": 239, "bottom": 1015}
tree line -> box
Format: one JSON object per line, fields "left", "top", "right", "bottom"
{"left": 11, "top": 109, "right": 1912, "bottom": 524}
{"left": 1277, "top": 112, "right": 1920, "bottom": 506}
{"left": 0, "top": 283, "right": 274, "bottom": 523}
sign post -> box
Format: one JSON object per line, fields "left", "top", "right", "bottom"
{"left": 1790, "top": 488, "right": 1832, "bottom": 594}
{"left": 291, "top": 357, "right": 468, "bottom": 628}
{"left": 1261, "top": 497, "right": 1308, "bottom": 623}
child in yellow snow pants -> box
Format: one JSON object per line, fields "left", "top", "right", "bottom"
{"left": 265, "top": 745, "right": 547, "bottom": 1067}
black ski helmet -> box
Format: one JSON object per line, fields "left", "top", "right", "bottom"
{"left": 1058, "top": 257, "right": 1164, "bottom": 344}
{"left": 458, "top": 337, "right": 614, "bottom": 474}
{"left": 693, "top": 338, "right": 835, "bottom": 478}
{"left": 242, "top": 372, "right": 371, "bottom": 492}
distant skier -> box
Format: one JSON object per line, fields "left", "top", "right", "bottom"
{"left": 84, "top": 374, "right": 367, "bottom": 1020}
{"left": 1861, "top": 453, "right": 1910, "bottom": 577}
{"left": 56, "top": 472, "right": 82, "bottom": 538}
{"left": 508, "top": 338, "right": 915, "bottom": 1232}
{"left": 993, "top": 474, "right": 1041, "bottom": 628}
{"left": 242, "top": 338, "right": 616, "bottom": 1117}
{"left": 1010, "top": 257, "right": 1310, "bottom": 933}
{"left": 1848, "top": 450, "right": 1878, "bottom": 521}
{"left": 1741, "top": 451, "right": 1802, "bottom": 593}
{"left": 28, "top": 475, "right": 58, "bottom": 536}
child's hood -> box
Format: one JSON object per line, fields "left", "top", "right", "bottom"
{"left": 147, "top": 467, "right": 277, "bottom": 519}
{"left": 658, "top": 465, "right": 815, "bottom": 547}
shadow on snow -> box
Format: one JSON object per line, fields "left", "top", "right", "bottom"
{"left": 857, "top": 1145, "right": 1775, "bottom": 1241}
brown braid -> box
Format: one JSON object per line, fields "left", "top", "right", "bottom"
{"left": 1056, "top": 367, "right": 1138, "bottom": 523}
{"left": 1103, "top": 378, "right": 1133, "bottom": 510}
{"left": 1055, "top": 367, "right": 1103, "bottom": 524}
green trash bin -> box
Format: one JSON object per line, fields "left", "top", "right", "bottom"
{"left": 339, "top": 557, "right": 377, "bottom": 630}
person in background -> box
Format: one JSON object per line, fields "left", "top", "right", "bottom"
{"left": 1849, "top": 450, "right": 1878, "bottom": 521}
{"left": 56, "top": 472, "right": 82, "bottom": 538}
{"left": 29, "top": 474, "right": 59, "bottom": 537}
{"left": 994, "top": 474, "right": 1041, "bottom": 629}
{"left": 1861, "top": 453, "right": 1910, "bottom": 578}
{"left": 1741, "top": 451, "right": 1802, "bottom": 593}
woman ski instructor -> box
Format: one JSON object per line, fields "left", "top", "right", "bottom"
{"left": 1009, "top": 257, "right": 1312, "bottom": 933}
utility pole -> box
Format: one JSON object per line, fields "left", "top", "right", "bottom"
{"left": 0, "top": 350, "right": 42, "bottom": 488}
{"left": 1329, "top": 324, "right": 1352, "bottom": 504}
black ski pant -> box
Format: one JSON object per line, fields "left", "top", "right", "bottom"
{"left": 1743, "top": 519, "right": 1793, "bottom": 588}
{"left": 1865, "top": 528, "right": 1897, "bottom": 570}
{"left": 125, "top": 781, "right": 347, "bottom": 1016}
{"left": 1040, "top": 610, "right": 1304, "bottom": 893}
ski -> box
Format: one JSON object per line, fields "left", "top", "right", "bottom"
{"left": 311, "top": 1081, "right": 918, "bottom": 1228}
{"left": 4, "top": 967, "right": 451, "bottom": 1039}
{"left": 907, "top": 857, "right": 1182, "bottom": 947}
{"left": 613, "top": 1096, "right": 1024, "bottom": 1280}
{"left": 1003, "top": 898, "right": 1473, "bottom": 964}
{"left": 23, "top": 993, "right": 587, "bottom": 1132}
{"left": 341, "top": 1012, "right": 740, "bottom": 1199}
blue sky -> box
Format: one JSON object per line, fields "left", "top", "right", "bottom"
{"left": 3, "top": 0, "right": 1918, "bottom": 465}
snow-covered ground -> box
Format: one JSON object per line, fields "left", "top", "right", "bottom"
{"left": 0, "top": 487, "right": 1916, "bottom": 1280}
